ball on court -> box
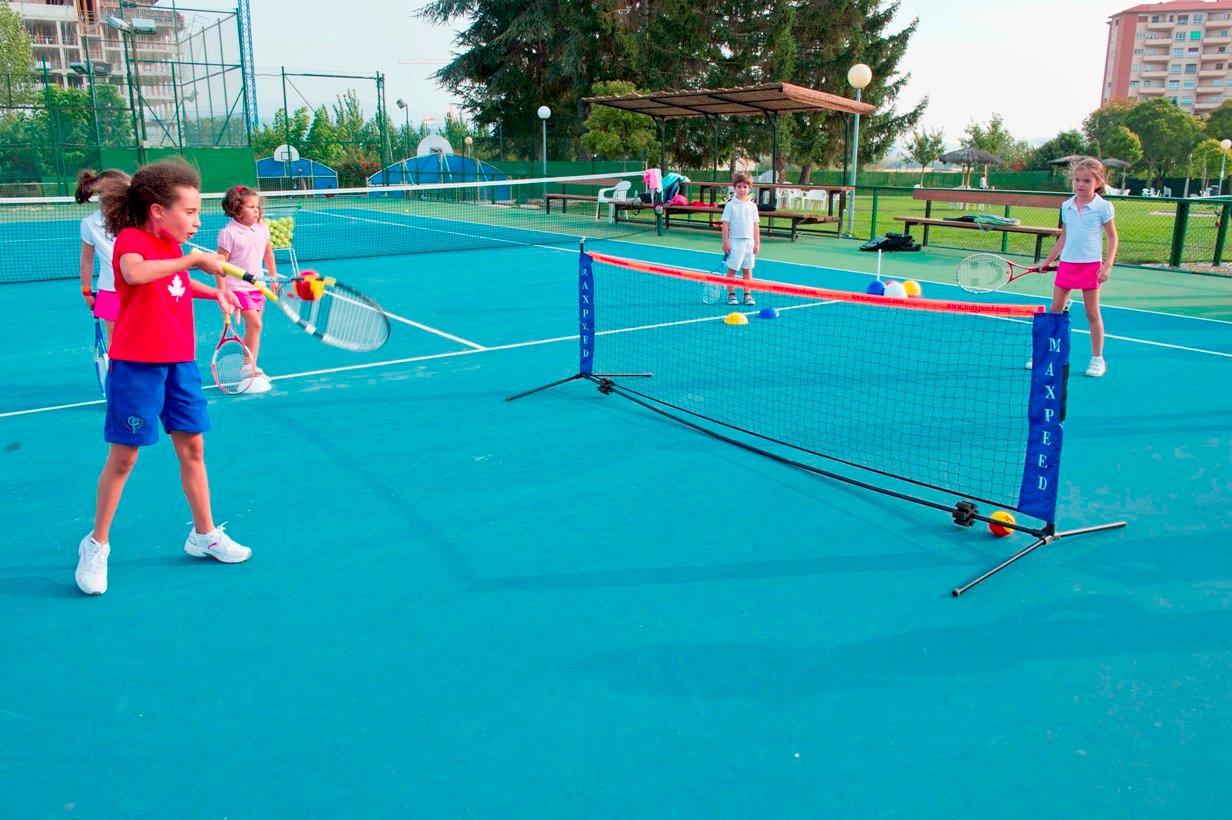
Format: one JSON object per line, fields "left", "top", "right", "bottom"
{"left": 865, "top": 280, "right": 885, "bottom": 296}
{"left": 989, "top": 510, "right": 1016, "bottom": 538}
{"left": 883, "top": 281, "right": 907, "bottom": 298}
{"left": 902, "top": 280, "right": 922, "bottom": 298}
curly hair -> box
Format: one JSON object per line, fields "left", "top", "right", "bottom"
{"left": 74, "top": 168, "right": 131, "bottom": 205}
{"left": 221, "top": 184, "right": 260, "bottom": 218}
{"left": 96, "top": 160, "right": 201, "bottom": 236}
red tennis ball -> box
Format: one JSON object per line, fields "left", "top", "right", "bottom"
{"left": 294, "top": 270, "right": 321, "bottom": 301}
{"left": 988, "top": 510, "right": 1016, "bottom": 538}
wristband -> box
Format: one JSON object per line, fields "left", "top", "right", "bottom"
{"left": 82, "top": 288, "right": 94, "bottom": 295}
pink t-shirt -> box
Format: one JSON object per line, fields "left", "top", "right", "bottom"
{"left": 217, "top": 218, "right": 270, "bottom": 292}
{"left": 109, "top": 227, "right": 197, "bottom": 363}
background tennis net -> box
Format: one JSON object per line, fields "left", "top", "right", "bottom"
{"left": 581, "top": 251, "right": 1068, "bottom": 523}
{"left": 0, "top": 172, "right": 652, "bottom": 284}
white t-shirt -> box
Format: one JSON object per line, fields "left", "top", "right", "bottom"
{"left": 80, "top": 209, "right": 117, "bottom": 291}
{"left": 721, "top": 197, "right": 760, "bottom": 240}
{"left": 1059, "top": 194, "right": 1115, "bottom": 263}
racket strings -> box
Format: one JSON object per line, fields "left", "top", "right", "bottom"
{"left": 285, "top": 285, "right": 390, "bottom": 352}
{"left": 956, "top": 256, "right": 1011, "bottom": 293}
{"left": 213, "top": 342, "right": 255, "bottom": 393}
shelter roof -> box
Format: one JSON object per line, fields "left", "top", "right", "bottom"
{"left": 583, "top": 82, "right": 875, "bottom": 119}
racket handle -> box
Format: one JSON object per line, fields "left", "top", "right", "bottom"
{"left": 222, "top": 262, "right": 279, "bottom": 302}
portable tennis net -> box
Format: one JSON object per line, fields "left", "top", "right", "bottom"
{"left": 0, "top": 172, "right": 652, "bottom": 284}
{"left": 509, "top": 249, "right": 1125, "bottom": 594}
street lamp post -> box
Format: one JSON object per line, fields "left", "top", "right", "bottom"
{"left": 106, "top": 16, "right": 157, "bottom": 164}
{"left": 464, "top": 135, "right": 473, "bottom": 182}
{"left": 846, "top": 63, "right": 872, "bottom": 236}
{"left": 1220, "top": 138, "right": 1232, "bottom": 196}
{"left": 395, "top": 99, "right": 410, "bottom": 160}
{"left": 537, "top": 105, "right": 551, "bottom": 201}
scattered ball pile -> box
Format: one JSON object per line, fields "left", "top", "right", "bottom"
{"left": 262, "top": 216, "right": 295, "bottom": 249}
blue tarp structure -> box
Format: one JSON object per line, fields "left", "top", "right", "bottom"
{"left": 255, "top": 156, "right": 339, "bottom": 190}
{"left": 368, "top": 154, "right": 510, "bottom": 198}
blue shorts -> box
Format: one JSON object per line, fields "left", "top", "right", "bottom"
{"left": 104, "top": 360, "right": 211, "bottom": 446}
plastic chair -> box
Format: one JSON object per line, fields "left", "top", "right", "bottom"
{"left": 803, "top": 190, "right": 828, "bottom": 210}
{"left": 596, "top": 180, "right": 633, "bottom": 221}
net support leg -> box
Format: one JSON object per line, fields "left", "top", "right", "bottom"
{"left": 951, "top": 519, "right": 1128, "bottom": 597}
{"left": 505, "top": 373, "right": 651, "bottom": 402}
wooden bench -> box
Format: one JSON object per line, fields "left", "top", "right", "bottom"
{"left": 663, "top": 205, "right": 838, "bottom": 241}
{"left": 544, "top": 193, "right": 598, "bottom": 214}
{"left": 895, "top": 189, "right": 1066, "bottom": 261}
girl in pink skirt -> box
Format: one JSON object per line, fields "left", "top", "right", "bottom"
{"left": 1037, "top": 157, "right": 1119, "bottom": 377}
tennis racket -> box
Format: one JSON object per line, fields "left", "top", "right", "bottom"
{"left": 211, "top": 313, "right": 257, "bottom": 394}
{"left": 956, "top": 253, "right": 1057, "bottom": 294}
{"left": 702, "top": 252, "right": 730, "bottom": 304}
{"left": 186, "top": 244, "right": 388, "bottom": 352}
{"left": 265, "top": 271, "right": 391, "bottom": 352}
{"left": 92, "top": 317, "right": 108, "bottom": 396}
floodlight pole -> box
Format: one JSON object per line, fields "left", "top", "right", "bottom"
{"left": 1220, "top": 138, "right": 1231, "bottom": 196}
{"left": 846, "top": 64, "right": 872, "bottom": 237}
{"left": 538, "top": 105, "right": 551, "bottom": 201}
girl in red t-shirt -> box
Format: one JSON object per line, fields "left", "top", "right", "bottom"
{"left": 75, "top": 160, "right": 253, "bottom": 596}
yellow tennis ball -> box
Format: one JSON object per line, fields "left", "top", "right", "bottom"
{"left": 902, "top": 280, "right": 922, "bottom": 298}
{"left": 988, "top": 510, "right": 1016, "bottom": 538}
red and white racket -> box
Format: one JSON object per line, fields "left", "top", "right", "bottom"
{"left": 956, "top": 253, "right": 1057, "bottom": 294}
{"left": 211, "top": 313, "right": 256, "bottom": 394}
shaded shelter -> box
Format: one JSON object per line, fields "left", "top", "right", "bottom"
{"left": 583, "top": 82, "right": 875, "bottom": 183}
{"left": 939, "top": 146, "right": 1002, "bottom": 188}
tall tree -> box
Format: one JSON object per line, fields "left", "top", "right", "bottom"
{"left": 580, "top": 80, "right": 657, "bottom": 160}
{"left": 1202, "top": 99, "right": 1232, "bottom": 143}
{"left": 1123, "top": 97, "right": 1202, "bottom": 184}
{"left": 1082, "top": 99, "right": 1136, "bottom": 155}
{"left": 420, "top": 0, "right": 924, "bottom": 173}
{"left": 1102, "top": 124, "right": 1142, "bottom": 169}
{"left": 963, "top": 113, "right": 1031, "bottom": 169}
{"left": 1028, "top": 129, "right": 1089, "bottom": 171}
{"left": 0, "top": 0, "right": 34, "bottom": 105}
{"left": 903, "top": 128, "right": 944, "bottom": 185}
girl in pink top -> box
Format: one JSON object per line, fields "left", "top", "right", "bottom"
{"left": 215, "top": 185, "right": 277, "bottom": 377}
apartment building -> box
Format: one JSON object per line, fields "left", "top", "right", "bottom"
{"left": 11, "top": 1, "right": 181, "bottom": 121}
{"left": 1103, "top": 1, "right": 1232, "bottom": 114}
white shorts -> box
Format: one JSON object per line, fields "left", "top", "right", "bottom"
{"left": 727, "top": 239, "right": 756, "bottom": 271}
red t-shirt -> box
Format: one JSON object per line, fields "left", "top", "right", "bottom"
{"left": 109, "top": 227, "right": 197, "bottom": 363}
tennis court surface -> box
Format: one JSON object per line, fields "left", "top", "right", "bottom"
{"left": 1, "top": 189, "right": 1230, "bottom": 815}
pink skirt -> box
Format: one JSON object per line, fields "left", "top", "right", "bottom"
{"left": 92, "top": 288, "right": 120, "bottom": 321}
{"left": 1055, "top": 260, "right": 1101, "bottom": 290}
{"left": 232, "top": 288, "right": 266, "bottom": 312}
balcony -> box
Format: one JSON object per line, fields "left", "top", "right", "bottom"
{"left": 1199, "top": 67, "right": 1225, "bottom": 77}
{"left": 1205, "top": 35, "right": 1232, "bottom": 45}
{"left": 1147, "top": 20, "right": 1174, "bottom": 30}
{"left": 1140, "top": 69, "right": 1169, "bottom": 79}
{"left": 1138, "top": 84, "right": 1167, "bottom": 95}
{"left": 1195, "top": 98, "right": 1223, "bottom": 110}
{"left": 1141, "top": 52, "right": 1171, "bottom": 62}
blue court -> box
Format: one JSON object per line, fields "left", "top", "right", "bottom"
{"left": 1, "top": 233, "right": 1230, "bottom": 816}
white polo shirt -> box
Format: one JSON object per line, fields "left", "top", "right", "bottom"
{"left": 721, "top": 197, "right": 759, "bottom": 240}
{"left": 80, "top": 210, "right": 117, "bottom": 291}
{"left": 1059, "top": 194, "right": 1115, "bottom": 263}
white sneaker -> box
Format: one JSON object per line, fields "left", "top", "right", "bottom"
{"left": 76, "top": 534, "right": 109, "bottom": 595}
{"left": 743, "top": 294, "right": 756, "bottom": 305}
{"left": 246, "top": 374, "right": 272, "bottom": 394}
{"left": 1085, "top": 356, "right": 1106, "bottom": 377}
{"left": 727, "top": 294, "right": 738, "bottom": 305}
{"left": 1025, "top": 359, "right": 1033, "bottom": 370}
{"left": 184, "top": 525, "right": 252, "bottom": 563}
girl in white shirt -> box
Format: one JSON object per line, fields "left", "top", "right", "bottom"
{"left": 76, "top": 168, "right": 131, "bottom": 344}
{"left": 1037, "top": 157, "right": 1118, "bottom": 377}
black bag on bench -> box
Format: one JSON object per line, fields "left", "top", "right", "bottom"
{"left": 859, "top": 231, "right": 920, "bottom": 252}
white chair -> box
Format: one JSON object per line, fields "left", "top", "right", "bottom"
{"left": 775, "top": 188, "right": 804, "bottom": 210}
{"left": 1162, "top": 186, "right": 1172, "bottom": 197}
{"left": 803, "top": 190, "right": 828, "bottom": 211}
{"left": 596, "top": 180, "right": 633, "bottom": 221}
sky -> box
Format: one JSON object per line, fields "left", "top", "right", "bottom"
{"left": 188, "top": 0, "right": 1114, "bottom": 148}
